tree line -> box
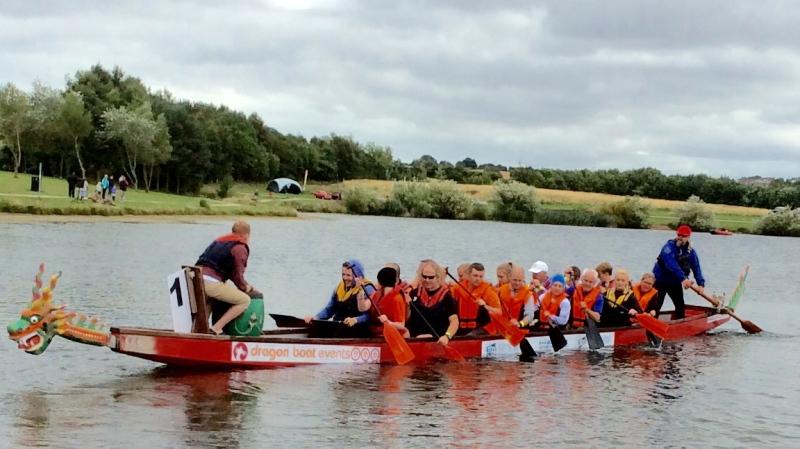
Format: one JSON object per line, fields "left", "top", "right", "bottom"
{"left": 1, "top": 64, "right": 798, "bottom": 208}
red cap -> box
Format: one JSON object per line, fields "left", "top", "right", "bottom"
{"left": 676, "top": 225, "right": 692, "bottom": 237}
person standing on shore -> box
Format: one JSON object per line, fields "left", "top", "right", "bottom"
{"left": 108, "top": 175, "right": 116, "bottom": 202}
{"left": 67, "top": 172, "right": 77, "bottom": 199}
{"left": 79, "top": 177, "right": 88, "bottom": 200}
{"left": 100, "top": 175, "right": 110, "bottom": 201}
{"left": 650, "top": 225, "right": 705, "bottom": 319}
{"left": 118, "top": 175, "right": 129, "bottom": 204}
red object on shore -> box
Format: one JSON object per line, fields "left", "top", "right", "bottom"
{"left": 711, "top": 228, "right": 734, "bottom": 236}
{"left": 108, "top": 305, "right": 729, "bottom": 368}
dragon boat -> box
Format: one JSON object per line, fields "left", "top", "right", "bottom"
{"left": 7, "top": 264, "right": 750, "bottom": 369}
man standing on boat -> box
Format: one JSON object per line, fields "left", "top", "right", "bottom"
{"left": 650, "top": 225, "right": 705, "bottom": 319}
{"left": 196, "top": 220, "right": 260, "bottom": 335}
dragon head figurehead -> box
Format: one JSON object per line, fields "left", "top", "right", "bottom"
{"left": 7, "top": 264, "right": 109, "bottom": 355}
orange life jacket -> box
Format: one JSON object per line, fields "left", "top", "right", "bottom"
{"left": 369, "top": 285, "right": 406, "bottom": 323}
{"left": 453, "top": 281, "right": 500, "bottom": 329}
{"left": 571, "top": 286, "right": 601, "bottom": 326}
{"left": 539, "top": 291, "right": 566, "bottom": 325}
{"left": 497, "top": 284, "right": 531, "bottom": 322}
{"left": 368, "top": 285, "right": 407, "bottom": 335}
{"left": 633, "top": 283, "right": 658, "bottom": 311}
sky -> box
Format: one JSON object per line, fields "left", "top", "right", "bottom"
{"left": 2, "top": 1, "right": 800, "bottom": 178}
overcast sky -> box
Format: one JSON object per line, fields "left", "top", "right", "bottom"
{"left": 2, "top": 1, "right": 799, "bottom": 178}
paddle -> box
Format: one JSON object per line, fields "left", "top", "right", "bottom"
{"left": 407, "top": 299, "right": 466, "bottom": 362}
{"left": 495, "top": 292, "right": 538, "bottom": 361}
{"left": 547, "top": 325, "right": 568, "bottom": 352}
{"left": 444, "top": 269, "right": 526, "bottom": 347}
{"left": 602, "top": 297, "right": 669, "bottom": 340}
{"left": 270, "top": 313, "right": 309, "bottom": 328}
{"left": 583, "top": 317, "right": 604, "bottom": 350}
{"left": 369, "top": 293, "right": 415, "bottom": 365}
{"left": 690, "top": 285, "right": 762, "bottom": 334}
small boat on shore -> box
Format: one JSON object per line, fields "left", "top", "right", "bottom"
{"left": 711, "top": 228, "right": 734, "bottom": 236}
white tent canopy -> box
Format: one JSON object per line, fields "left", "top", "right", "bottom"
{"left": 266, "top": 178, "right": 303, "bottom": 194}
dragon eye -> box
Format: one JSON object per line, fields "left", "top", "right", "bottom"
{"left": 29, "top": 315, "right": 40, "bottom": 324}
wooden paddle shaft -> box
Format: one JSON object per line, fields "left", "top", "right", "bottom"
{"left": 690, "top": 285, "right": 756, "bottom": 328}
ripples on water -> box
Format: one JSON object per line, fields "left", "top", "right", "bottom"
{"left": 1, "top": 215, "right": 799, "bottom": 448}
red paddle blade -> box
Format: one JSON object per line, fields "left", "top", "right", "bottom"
{"left": 443, "top": 344, "right": 466, "bottom": 362}
{"left": 741, "top": 320, "right": 762, "bottom": 334}
{"left": 636, "top": 313, "right": 669, "bottom": 340}
{"left": 383, "top": 325, "right": 415, "bottom": 365}
{"left": 489, "top": 311, "right": 526, "bottom": 347}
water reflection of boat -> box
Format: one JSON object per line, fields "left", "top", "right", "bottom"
{"left": 107, "top": 305, "right": 729, "bottom": 369}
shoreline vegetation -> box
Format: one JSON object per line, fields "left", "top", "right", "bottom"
{"left": 2, "top": 170, "right": 773, "bottom": 233}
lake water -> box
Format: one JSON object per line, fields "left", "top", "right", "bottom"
{"left": 1, "top": 214, "right": 798, "bottom": 448}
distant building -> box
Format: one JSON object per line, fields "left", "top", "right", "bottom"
{"left": 738, "top": 176, "right": 775, "bottom": 187}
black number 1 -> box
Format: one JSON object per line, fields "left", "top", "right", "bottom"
{"left": 170, "top": 277, "right": 183, "bottom": 307}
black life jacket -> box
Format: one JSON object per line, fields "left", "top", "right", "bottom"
{"left": 196, "top": 239, "right": 249, "bottom": 281}
{"left": 331, "top": 295, "right": 360, "bottom": 321}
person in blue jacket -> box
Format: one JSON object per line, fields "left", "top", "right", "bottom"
{"left": 305, "top": 259, "right": 376, "bottom": 337}
{"left": 649, "top": 225, "right": 705, "bottom": 319}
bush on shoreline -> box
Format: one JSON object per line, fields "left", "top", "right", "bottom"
{"left": 536, "top": 209, "right": 614, "bottom": 227}
{"left": 602, "top": 196, "right": 651, "bottom": 229}
{"left": 673, "top": 195, "right": 715, "bottom": 231}
{"left": 489, "top": 180, "right": 539, "bottom": 223}
{"left": 343, "top": 186, "right": 380, "bottom": 215}
{"left": 754, "top": 207, "right": 800, "bottom": 237}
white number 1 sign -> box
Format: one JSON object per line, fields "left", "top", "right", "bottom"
{"left": 167, "top": 269, "right": 193, "bottom": 333}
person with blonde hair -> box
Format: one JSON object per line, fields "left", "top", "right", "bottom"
{"left": 406, "top": 259, "right": 459, "bottom": 347}
{"left": 495, "top": 262, "right": 513, "bottom": 289}
{"left": 601, "top": 269, "right": 642, "bottom": 327}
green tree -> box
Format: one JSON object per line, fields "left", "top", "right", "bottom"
{"left": 362, "top": 143, "right": 394, "bottom": 179}
{"left": 0, "top": 83, "right": 31, "bottom": 177}
{"left": 100, "top": 103, "right": 158, "bottom": 188}
{"left": 140, "top": 114, "right": 172, "bottom": 191}
{"left": 58, "top": 91, "right": 93, "bottom": 179}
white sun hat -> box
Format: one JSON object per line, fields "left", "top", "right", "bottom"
{"left": 528, "top": 261, "right": 549, "bottom": 274}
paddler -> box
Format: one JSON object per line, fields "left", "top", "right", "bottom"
{"left": 497, "top": 264, "right": 536, "bottom": 328}
{"left": 601, "top": 269, "right": 641, "bottom": 327}
{"left": 305, "top": 259, "right": 376, "bottom": 337}
{"left": 569, "top": 268, "right": 604, "bottom": 329}
{"left": 452, "top": 263, "right": 501, "bottom": 335}
{"left": 364, "top": 266, "right": 409, "bottom": 338}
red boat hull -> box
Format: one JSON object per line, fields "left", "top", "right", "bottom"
{"left": 110, "top": 305, "right": 730, "bottom": 368}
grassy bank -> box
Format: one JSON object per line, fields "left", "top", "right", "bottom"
{"left": 0, "top": 171, "right": 343, "bottom": 217}
{"left": 336, "top": 179, "right": 768, "bottom": 232}
{"left": 1, "top": 171, "right": 768, "bottom": 231}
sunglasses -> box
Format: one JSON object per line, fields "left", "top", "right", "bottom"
{"left": 421, "top": 274, "right": 436, "bottom": 280}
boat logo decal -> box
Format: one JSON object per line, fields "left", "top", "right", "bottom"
{"left": 230, "top": 342, "right": 381, "bottom": 364}
{"left": 233, "top": 342, "right": 249, "bottom": 361}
